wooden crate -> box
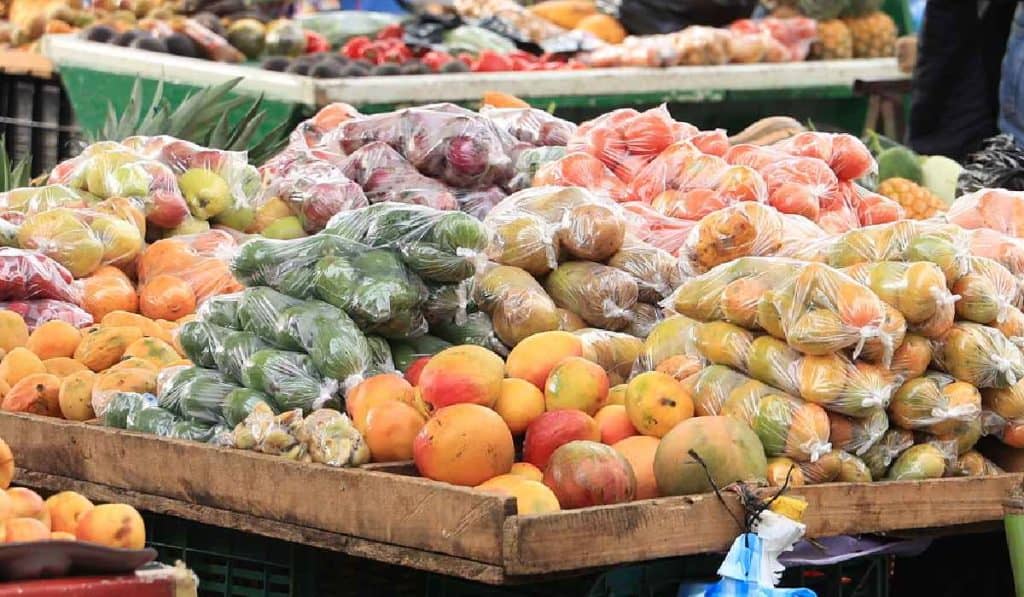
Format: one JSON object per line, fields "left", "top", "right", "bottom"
{"left": 1, "top": 413, "right": 1020, "bottom": 585}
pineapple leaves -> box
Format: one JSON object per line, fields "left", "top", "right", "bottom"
{"left": 87, "top": 76, "right": 293, "bottom": 165}
{"left": 0, "top": 135, "right": 32, "bottom": 192}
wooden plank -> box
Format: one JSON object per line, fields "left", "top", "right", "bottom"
{"left": 504, "top": 475, "right": 1024, "bottom": 575}
{"left": 0, "top": 413, "right": 513, "bottom": 565}
{"left": 15, "top": 470, "right": 506, "bottom": 585}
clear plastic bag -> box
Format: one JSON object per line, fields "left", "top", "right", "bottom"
{"left": 232, "top": 403, "right": 308, "bottom": 461}
{"left": 236, "top": 287, "right": 305, "bottom": 348}
{"left": 156, "top": 366, "right": 236, "bottom": 426}
{"left": 567, "top": 106, "right": 687, "bottom": 183}
{"left": 772, "top": 132, "right": 876, "bottom": 182}
{"left": 0, "top": 299, "right": 93, "bottom": 329}
{"left": 315, "top": 249, "right": 428, "bottom": 328}
{"left": 679, "top": 202, "right": 826, "bottom": 274}
{"left": 965, "top": 227, "right": 1024, "bottom": 278}
{"left": 298, "top": 408, "right": 371, "bottom": 467}
{"left": 840, "top": 261, "right": 956, "bottom": 338}
{"left": 324, "top": 202, "right": 489, "bottom": 284}
{"left": 625, "top": 303, "right": 665, "bottom": 338}
{"left": 138, "top": 230, "right": 243, "bottom": 304}
{"left": 836, "top": 451, "right": 873, "bottom": 483}
{"left": 953, "top": 450, "right": 1004, "bottom": 477}
{"left": 886, "top": 442, "right": 950, "bottom": 481}
{"left": 15, "top": 207, "right": 143, "bottom": 278}
{"left": 0, "top": 248, "right": 80, "bottom": 303}
{"left": 474, "top": 264, "right": 559, "bottom": 347}
{"left": 891, "top": 334, "right": 934, "bottom": 380}
{"left": 718, "top": 382, "right": 832, "bottom": 463}
{"left": 258, "top": 155, "right": 368, "bottom": 233}
{"left": 532, "top": 153, "right": 632, "bottom": 202}
{"left": 545, "top": 261, "right": 639, "bottom": 332}
{"left": 931, "top": 322, "right": 1024, "bottom": 389}
{"left": 431, "top": 311, "right": 509, "bottom": 357}
{"left": 947, "top": 188, "right": 1024, "bottom": 238}
{"left": 102, "top": 391, "right": 158, "bottom": 428}
{"left": 197, "top": 293, "right": 242, "bottom": 329}
{"left": 981, "top": 379, "right": 1024, "bottom": 447}
{"left": 576, "top": 328, "right": 644, "bottom": 385}
{"left": 889, "top": 372, "right": 982, "bottom": 434}
{"left": 951, "top": 257, "right": 1020, "bottom": 325}
{"left": 241, "top": 348, "right": 340, "bottom": 413}
{"left": 479, "top": 106, "right": 577, "bottom": 148}
{"left": 607, "top": 240, "right": 684, "bottom": 307}
{"left": 457, "top": 187, "right": 507, "bottom": 220}
{"left": 275, "top": 300, "right": 373, "bottom": 386}
{"left": 507, "top": 147, "right": 568, "bottom": 193}
{"left": 484, "top": 186, "right": 631, "bottom": 276}
{"left": 340, "top": 142, "right": 458, "bottom": 210}
{"left": 828, "top": 409, "right": 889, "bottom": 456}
{"left": 231, "top": 234, "right": 357, "bottom": 299}
{"left": 213, "top": 330, "right": 270, "bottom": 386}
{"left": 620, "top": 201, "right": 698, "bottom": 257}
{"left": 670, "top": 256, "right": 806, "bottom": 326}
{"left": 861, "top": 428, "right": 914, "bottom": 480}
{"left": 841, "top": 182, "right": 905, "bottom": 228}
{"left": 760, "top": 157, "right": 840, "bottom": 223}
{"left": 797, "top": 449, "right": 843, "bottom": 484}
{"left": 634, "top": 314, "right": 703, "bottom": 374}
{"left": 0, "top": 184, "right": 95, "bottom": 214}
{"left": 328, "top": 103, "right": 517, "bottom": 190}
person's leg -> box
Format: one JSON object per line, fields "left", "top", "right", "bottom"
{"left": 999, "top": 3, "right": 1024, "bottom": 146}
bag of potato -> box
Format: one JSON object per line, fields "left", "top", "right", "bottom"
{"left": 679, "top": 202, "right": 825, "bottom": 274}
{"left": 474, "top": 263, "right": 559, "bottom": 347}
{"left": 761, "top": 262, "right": 906, "bottom": 365}
{"left": 483, "top": 186, "right": 629, "bottom": 276}
{"left": 16, "top": 207, "right": 143, "bottom": 279}
{"left": 545, "top": 261, "right": 639, "bottom": 331}
{"left": 889, "top": 372, "right": 982, "bottom": 435}
{"left": 932, "top": 322, "right": 1024, "bottom": 389}
{"left": 841, "top": 261, "right": 957, "bottom": 338}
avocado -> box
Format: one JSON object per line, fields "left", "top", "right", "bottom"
{"left": 440, "top": 60, "right": 469, "bottom": 73}
{"left": 262, "top": 56, "right": 291, "bottom": 72}
{"left": 226, "top": 18, "right": 266, "bottom": 60}
{"left": 341, "top": 64, "right": 368, "bottom": 77}
{"left": 285, "top": 61, "right": 312, "bottom": 76}
{"left": 112, "top": 29, "right": 143, "bottom": 47}
{"left": 165, "top": 32, "right": 200, "bottom": 58}
{"left": 310, "top": 62, "right": 343, "bottom": 79}
{"left": 130, "top": 35, "right": 168, "bottom": 53}
{"left": 371, "top": 63, "right": 401, "bottom": 76}
{"left": 877, "top": 146, "right": 924, "bottom": 184}
{"left": 83, "top": 24, "right": 116, "bottom": 43}
{"left": 400, "top": 61, "right": 429, "bottom": 75}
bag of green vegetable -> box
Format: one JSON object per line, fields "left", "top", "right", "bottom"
{"left": 365, "top": 336, "right": 395, "bottom": 375}
{"left": 102, "top": 391, "right": 157, "bottom": 428}
{"left": 127, "top": 405, "right": 181, "bottom": 436}
{"left": 424, "top": 280, "right": 475, "bottom": 326}
{"left": 241, "top": 349, "right": 340, "bottom": 412}
{"left": 157, "top": 366, "right": 238, "bottom": 426}
{"left": 176, "top": 320, "right": 224, "bottom": 369}
{"left": 389, "top": 335, "right": 452, "bottom": 371}
{"left": 237, "top": 287, "right": 304, "bottom": 349}
{"left": 314, "top": 249, "right": 428, "bottom": 325}
{"left": 214, "top": 330, "right": 270, "bottom": 386}
{"left": 431, "top": 311, "right": 509, "bottom": 356}
{"left": 223, "top": 388, "right": 279, "bottom": 428}
{"left": 232, "top": 235, "right": 359, "bottom": 299}
{"left": 323, "top": 203, "right": 489, "bottom": 283}
{"left": 276, "top": 301, "right": 373, "bottom": 386}
{"left": 197, "top": 292, "right": 243, "bottom": 329}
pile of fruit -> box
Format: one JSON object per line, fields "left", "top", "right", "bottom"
{"left": 766, "top": 0, "right": 898, "bottom": 59}
{"left": 0, "top": 436, "right": 146, "bottom": 548}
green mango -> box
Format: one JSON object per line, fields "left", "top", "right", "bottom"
{"left": 237, "top": 287, "right": 303, "bottom": 348}
{"left": 128, "top": 406, "right": 181, "bottom": 435}
{"left": 222, "top": 388, "right": 278, "bottom": 427}
{"left": 198, "top": 293, "right": 243, "bottom": 329}
{"left": 215, "top": 331, "right": 270, "bottom": 385}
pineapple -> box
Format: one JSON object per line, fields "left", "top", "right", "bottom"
{"left": 844, "top": 11, "right": 897, "bottom": 58}
{"left": 810, "top": 19, "right": 853, "bottom": 60}
{"left": 878, "top": 177, "right": 947, "bottom": 219}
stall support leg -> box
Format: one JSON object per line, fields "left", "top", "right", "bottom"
{"left": 1004, "top": 498, "right": 1024, "bottom": 597}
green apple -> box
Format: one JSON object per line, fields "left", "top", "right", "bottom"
{"left": 179, "top": 168, "right": 231, "bottom": 220}
{"left": 261, "top": 216, "right": 306, "bottom": 240}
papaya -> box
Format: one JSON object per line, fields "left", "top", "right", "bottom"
{"left": 92, "top": 368, "right": 157, "bottom": 413}
{"left": 0, "top": 348, "right": 46, "bottom": 388}
{"left": 886, "top": 443, "right": 947, "bottom": 480}
{"left": 122, "top": 337, "right": 180, "bottom": 368}
{"left": 0, "top": 311, "right": 28, "bottom": 352}
{"left": 1, "top": 373, "right": 61, "bottom": 416}
{"left": 110, "top": 358, "right": 160, "bottom": 372}
{"left": 99, "top": 311, "right": 170, "bottom": 344}
{"left": 73, "top": 326, "right": 144, "bottom": 372}
{"left": 43, "top": 357, "right": 88, "bottom": 378}
{"left": 59, "top": 370, "right": 96, "bottom": 421}
{"left": 25, "top": 321, "right": 81, "bottom": 360}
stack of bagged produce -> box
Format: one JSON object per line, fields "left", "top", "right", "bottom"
{"left": 256, "top": 102, "right": 576, "bottom": 233}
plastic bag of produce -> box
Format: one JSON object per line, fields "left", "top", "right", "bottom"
{"left": 389, "top": 335, "right": 452, "bottom": 372}
{"left": 231, "top": 235, "right": 357, "bottom": 299}
{"left": 295, "top": 10, "right": 402, "bottom": 47}
{"left": 197, "top": 293, "right": 243, "bottom": 329}
{"left": 0, "top": 185, "right": 95, "bottom": 214}
{"left": 274, "top": 300, "right": 373, "bottom": 384}
{"left": 508, "top": 147, "right": 569, "bottom": 193}
{"left": 453, "top": 0, "right": 566, "bottom": 44}
{"left": 315, "top": 249, "right": 428, "bottom": 326}
{"left": 232, "top": 403, "right": 308, "bottom": 460}
{"left": 947, "top": 188, "right": 1024, "bottom": 238}
{"left": 759, "top": 157, "right": 841, "bottom": 223}
{"left": 329, "top": 104, "right": 517, "bottom": 189}
{"left": 258, "top": 157, "right": 368, "bottom": 234}
{"left": 965, "top": 227, "right": 1024, "bottom": 278}
{"left": 214, "top": 330, "right": 271, "bottom": 386}
{"left": 138, "top": 230, "right": 243, "bottom": 304}
{"left": 797, "top": 449, "right": 843, "bottom": 484}
{"left": 325, "top": 202, "right": 488, "bottom": 283}
{"left": 719, "top": 383, "right": 832, "bottom": 462}
{"left": 680, "top": 202, "right": 826, "bottom": 274}
{"left": 545, "top": 261, "right": 639, "bottom": 331}
{"left": 952, "top": 257, "right": 1020, "bottom": 324}
{"left": 759, "top": 262, "right": 906, "bottom": 364}
{"left": 981, "top": 379, "right": 1024, "bottom": 447}
{"left": 236, "top": 287, "right": 305, "bottom": 348}
{"left": 340, "top": 143, "right": 457, "bottom": 210}
{"left": 840, "top": 182, "right": 905, "bottom": 228}
{"left": 625, "top": 303, "right": 664, "bottom": 338}
{"left": 772, "top": 132, "right": 876, "bottom": 182}
{"left": 568, "top": 107, "right": 690, "bottom": 182}
{"left": 298, "top": 408, "right": 370, "bottom": 467}
{"left": 684, "top": 364, "right": 749, "bottom": 416}
{"left": 456, "top": 187, "right": 506, "bottom": 220}
{"left": 932, "top": 322, "right": 1024, "bottom": 389}
{"left": 0, "top": 300, "right": 92, "bottom": 330}
{"left": 126, "top": 405, "right": 183, "bottom": 437}
{"left": 889, "top": 373, "right": 981, "bottom": 434}
{"left": 176, "top": 320, "right": 225, "bottom": 368}
{"left": 953, "top": 450, "right": 1004, "bottom": 477}
{"left": 862, "top": 428, "right": 914, "bottom": 480}
{"left": 15, "top": 207, "right": 142, "bottom": 278}
{"left": 791, "top": 354, "right": 898, "bottom": 417}
{"left": 429, "top": 310, "right": 508, "bottom": 356}
{"left": 100, "top": 391, "right": 157, "bottom": 428}
{"left": 886, "top": 442, "right": 950, "bottom": 480}
{"left": 242, "top": 349, "right": 340, "bottom": 412}
{"left": 835, "top": 451, "right": 873, "bottom": 482}
{"left": 576, "top": 328, "right": 644, "bottom": 384}
{"left": 423, "top": 280, "right": 475, "bottom": 327}
{"left": 480, "top": 107, "right": 576, "bottom": 148}
{"left": 890, "top": 334, "right": 934, "bottom": 380}
{"left": 841, "top": 261, "right": 957, "bottom": 338}
{"left": 474, "top": 264, "right": 559, "bottom": 347}
{"left": 532, "top": 153, "right": 631, "bottom": 202}
{"left": 620, "top": 201, "right": 697, "bottom": 257}
{"left": 222, "top": 388, "right": 278, "bottom": 428}
{"left": 670, "top": 256, "right": 805, "bottom": 327}
{"left": 829, "top": 408, "right": 888, "bottom": 456}
{"left": 634, "top": 314, "right": 702, "bottom": 374}
{"left": 156, "top": 366, "right": 236, "bottom": 425}
{"left": 484, "top": 186, "right": 629, "bottom": 275}
{"left": 121, "top": 136, "right": 262, "bottom": 220}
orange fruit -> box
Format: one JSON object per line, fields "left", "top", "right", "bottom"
{"left": 138, "top": 275, "right": 197, "bottom": 321}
